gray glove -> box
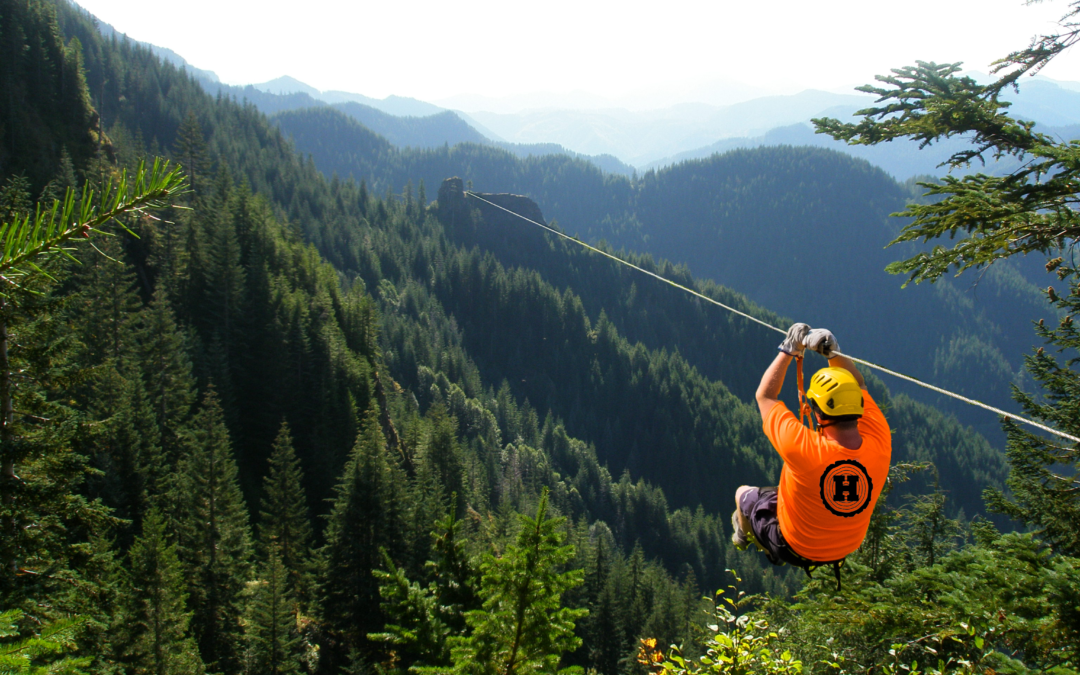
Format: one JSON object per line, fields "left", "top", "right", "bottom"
{"left": 778, "top": 323, "right": 811, "bottom": 357}
{"left": 805, "top": 328, "right": 840, "bottom": 359}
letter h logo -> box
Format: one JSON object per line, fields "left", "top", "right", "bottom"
{"left": 832, "top": 474, "right": 860, "bottom": 502}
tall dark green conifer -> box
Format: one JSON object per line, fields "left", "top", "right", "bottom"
{"left": 902, "top": 484, "right": 962, "bottom": 569}
{"left": 0, "top": 281, "right": 115, "bottom": 616}
{"left": 121, "top": 509, "right": 206, "bottom": 675}
{"left": 319, "top": 402, "right": 406, "bottom": 668}
{"left": 245, "top": 544, "right": 304, "bottom": 675}
{"left": 82, "top": 365, "right": 156, "bottom": 541}
{"left": 422, "top": 406, "right": 466, "bottom": 514}
{"left": 70, "top": 236, "right": 143, "bottom": 366}
{"left": 137, "top": 287, "right": 196, "bottom": 466}
{"left": 171, "top": 388, "right": 253, "bottom": 674}
{"left": 370, "top": 551, "right": 452, "bottom": 673}
{"left": 370, "top": 501, "right": 481, "bottom": 673}
{"left": 205, "top": 169, "right": 246, "bottom": 358}
{"left": 985, "top": 276, "right": 1080, "bottom": 557}
{"left": 259, "top": 421, "right": 313, "bottom": 602}
{"left": 173, "top": 112, "right": 211, "bottom": 199}
{"left": 427, "top": 502, "right": 479, "bottom": 632}
{"left": 580, "top": 533, "right": 623, "bottom": 675}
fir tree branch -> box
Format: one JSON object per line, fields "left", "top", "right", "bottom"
{"left": 0, "top": 158, "right": 188, "bottom": 291}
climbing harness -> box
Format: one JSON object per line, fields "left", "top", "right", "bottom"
{"left": 463, "top": 190, "right": 1080, "bottom": 445}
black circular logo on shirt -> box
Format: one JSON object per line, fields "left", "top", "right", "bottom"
{"left": 819, "top": 459, "right": 873, "bottom": 518}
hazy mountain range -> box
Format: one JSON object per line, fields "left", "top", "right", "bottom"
{"left": 101, "top": 26, "right": 1080, "bottom": 179}
{"left": 240, "top": 73, "right": 1080, "bottom": 176}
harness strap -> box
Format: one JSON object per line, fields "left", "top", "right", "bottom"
{"left": 795, "top": 356, "right": 816, "bottom": 432}
{"left": 803, "top": 559, "right": 845, "bottom": 592}
{"left": 778, "top": 523, "right": 846, "bottom": 592}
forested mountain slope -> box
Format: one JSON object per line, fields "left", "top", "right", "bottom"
{"left": 5, "top": 4, "right": 773, "bottom": 671}
{"left": 42, "top": 2, "right": 1011, "bottom": 514}
{"left": 270, "top": 105, "right": 1048, "bottom": 440}
{"left": 15, "top": 0, "right": 1001, "bottom": 561}
{"left": 0, "top": 0, "right": 100, "bottom": 188}
{"left": 629, "top": 149, "right": 1050, "bottom": 438}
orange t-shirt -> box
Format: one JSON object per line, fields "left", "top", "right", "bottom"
{"left": 762, "top": 391, "right": 891, "bottom": 562}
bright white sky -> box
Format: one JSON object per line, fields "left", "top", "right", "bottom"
{"left": 73, "top": 0, "right": 1080, "bottom": 107}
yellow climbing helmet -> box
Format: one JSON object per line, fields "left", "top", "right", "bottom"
{"left": 806, "top": 367, "right": 863, "bottom": 417}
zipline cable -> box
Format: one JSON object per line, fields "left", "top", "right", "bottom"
{"left": 464, "top": 190, "right": 1080, "bottom": 445}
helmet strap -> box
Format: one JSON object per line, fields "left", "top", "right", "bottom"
{"left": 815, "top": 418, "right": 837, "bottom": 432}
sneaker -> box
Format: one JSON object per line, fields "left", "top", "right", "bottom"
{"left": 731, "top": 509, "right": 749, "bottom": 550}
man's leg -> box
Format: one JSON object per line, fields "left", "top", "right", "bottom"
{"left": 732, "top": 485, "right": 756, "bottom": 549}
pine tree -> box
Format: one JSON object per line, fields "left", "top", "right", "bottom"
{"left": 581, "top": 535, "right": 622, "bottom": 675}
{"left": 427, "top": 501, "right": 479, "bottom": 630}
{"left": 446, "top": 490, "right": 586, "bottom": 675}
{"left": 422, "top": 405, "right": 466, "bottom": 514}
{"left": 171, "top": 388, "right": 253, "bottom": 674}
{"left": 82, "top": 365, "right": 154, "bottom": 541}
{"left": 984, "top": 271, "right": 1080, "bottom": 557}
{"left": 121, "top": 509, "right": 206, "bottom": 675}
{"left": 137, "top": 286, "right": 196, "bottom": 466}
{"left": 203, "top": 168, "right": 246, "bottom": 369}
{"left": 902, "top": 477, "right": 962, "bottom": 569}
{"left": 370, "top": 500, "right": 482, "bottom": 673}
{"left": 319, "top": 402, "right": 407, "bottom": 668}
{"left": 370, "top": 550, "right": 452, "bottom": 673}
{"left": 0, "top": 281, "right": 116, "bottom": 614}
{"left": 127, "top": 375, "right": 168, "bottom": 509}
{"left": 245, "top": 544, "right": 304, "bottom": 675}
{"left": 588, "top": 580, "right": 623, "bottom": 675}
{"left": 69, "top": 235, "right": 143, "bottom": 366}
{"left": 173, "top": 112, "right": 212, "bottom": 199}
{"left": 258, "top": 421, "right": 313, "bottom": 602}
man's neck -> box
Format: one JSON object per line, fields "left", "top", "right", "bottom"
{"left": 822, "top": 424, "right": 862, "bottom": 450}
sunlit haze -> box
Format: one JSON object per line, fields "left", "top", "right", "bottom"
{"left": 73, "top": 0, "right": 1080, "bottom": 110}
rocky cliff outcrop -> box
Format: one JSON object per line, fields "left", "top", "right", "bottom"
{"left": 437, "top": 177, "right": 547, "bottom": 228}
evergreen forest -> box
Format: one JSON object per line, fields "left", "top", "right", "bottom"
{"left": 0, "top": 0, "right": 1077, "bottom": 673}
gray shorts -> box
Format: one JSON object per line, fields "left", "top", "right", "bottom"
{"left": 739, "top": 487, "right": 815, "bottom": 567}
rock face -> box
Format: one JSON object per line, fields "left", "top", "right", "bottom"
{"left": 437, "top": 176, "right": 467, "bottom": 212}
{"left": 436, "top": 177, "right": 546, "bottom": 229}
{"left": 469, "top": 192, "right": 547, "bottom": 227}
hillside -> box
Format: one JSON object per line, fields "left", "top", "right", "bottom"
{"left": 19, "top": 0, "right": 1009, "bottom": 586}
{"left": 332, "top": 102, "right": 489, "bottom": 148}
{"left": 5, "top": 2, "right": 1074, "bottom": 674}
{"left": 7, "top": 4, "right": 784, "bottom": 671}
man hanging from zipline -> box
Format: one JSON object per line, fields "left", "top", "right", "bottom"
{"left": 732, "top": 324, "right": 892, "bottom": 588}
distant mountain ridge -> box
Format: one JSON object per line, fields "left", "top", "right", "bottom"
{"left": 207, "top": 80, "right": 639, "bottom": 175}
{"left": 652, "top": 77, "right": 1080, "bottom": 177}
{"left": 645, "top": 122, "right": 1035, "bottom": 179}
{"left": 464, "top": 90, "right": 875, "bottom": 166}
{"left": 248, "top": 73, "right": 1080, "bottom": 177}
{"left": 252, "top": 75, "right": 446, "bottom": 117}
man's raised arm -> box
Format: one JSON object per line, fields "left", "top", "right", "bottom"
{"left": 757, "top": 323, "right": 811, "bottom": 417}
